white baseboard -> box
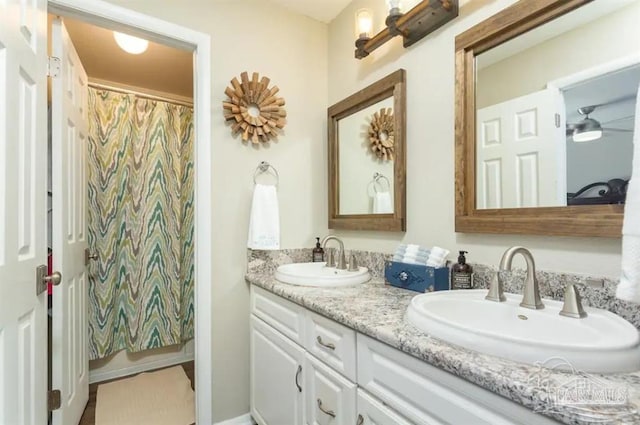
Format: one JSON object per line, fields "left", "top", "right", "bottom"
{"left": 89, "top": 352, "right": 194, "bottom": 384}
{"left": 213, "top": 413, "right": 255, "bottom": 425}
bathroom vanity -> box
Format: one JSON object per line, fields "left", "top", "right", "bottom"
{"left": 247, "top": 268, "right": 640, "bottom": 425}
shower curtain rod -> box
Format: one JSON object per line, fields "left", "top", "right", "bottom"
{"left": 88, "top": 82, "right": 194, "bottom": 108}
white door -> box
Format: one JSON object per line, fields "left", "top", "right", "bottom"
{"left": 304, "top": 353, "right": 356, "bottom": 425}
{"left": 50, "top": 17, "right": 89, "bottom": 425}
{"left": 476, "top": 88, "right": 566, "bottom": 209}
{"left": 250, "top": 315, "right": 305, "bottom": 425}
{"left": 0, "top": 0, "right": 49, "bottom": 424}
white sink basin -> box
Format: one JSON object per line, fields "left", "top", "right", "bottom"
{"left": 407, "top": 289, "right": 640, "bottom": 373}
{"left": 275, "top": 262, "right": 370, "bottom": 287}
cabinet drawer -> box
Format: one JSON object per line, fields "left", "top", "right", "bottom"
{"left": 305, "top": 353, "right": 357, "bottom": 425}
{"left": 304, "top": 309, "right": 357, "bottom": 381}
{"left": 251, "top": 285, "right": 305, "bottom": 345}
{"left": 356, "top": 389, "right": 413, "bottom": 425}
{"left": 357, "top": 334, "right": 559, "bottom": 425}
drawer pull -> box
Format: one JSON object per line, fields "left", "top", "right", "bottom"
{"left": 317, "top": 398, "right": 336, "bottom": 418}
{"left": 316, "top": 335, "right": 336, "bottom": 350}
{"left": 356, "top": 414, "right": 364, "bottom": 425}
{"left": 295, "top": 365, "right": 302, "bottom": 392}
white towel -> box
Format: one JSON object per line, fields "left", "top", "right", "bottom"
{"left": 373, "top": 191, "right": 393, "bottom": 213}
{"left": 617, "top": 83, "right": 640, "bottom": 303}
{"left": 247, "top": 183, "right": 280, "bottom": 250}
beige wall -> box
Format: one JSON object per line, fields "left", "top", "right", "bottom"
{"left": 476, "top": 2, "right": 640, "bottom": 109}
{"left": 328, "top": 0, "right": 623, "bottom": 277}
{"left": 103, "top": 0, "right": 328, "bottom": 422}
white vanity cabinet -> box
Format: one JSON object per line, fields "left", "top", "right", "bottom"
{"left": 250, "top": 285, "right": 559, "bottom": 425}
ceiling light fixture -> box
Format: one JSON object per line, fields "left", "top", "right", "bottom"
{"left": 572, "top": 117, "right": 603, "bottom": 142}
{"left": 572, "top": 106, "right": 603, "bottom": 142}
{"left": 354, "top": 0, "right": 459, "bottom": 59}
{"left": 113, "top": 31, "right": 149, "bottom": 55}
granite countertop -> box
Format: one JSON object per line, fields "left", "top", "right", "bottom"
{"left": 246, "top": 272, "right": 640, "bottom": 425}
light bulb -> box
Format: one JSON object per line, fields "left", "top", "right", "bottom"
{"left": 355, "top": 9, "right": 373, "bottom": 38}
{"left": 572, "top": 129, "right": 602, "bottom": 142}
{"left": 386, "top": 0, "right": 402, "bottom": 11}
{"left": 113, "top": 31, "right": 149, "bottom": 55}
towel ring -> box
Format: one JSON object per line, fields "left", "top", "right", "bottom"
{"left": 253, "top": 161, "right": 279, "bottom": 185}
{"left": 370, "top": 172, "right": 390, "bottom": 194}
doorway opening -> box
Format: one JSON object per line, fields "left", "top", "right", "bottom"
{"left": 48, "top": 0, "right": 212, "bottom": 423}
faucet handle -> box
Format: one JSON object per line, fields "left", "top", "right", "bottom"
{"left": 560, "top": 284, "right": 587, "bottom": 319}
{"left": 485, "top": 272, "right": 506, "bottom": 302}
{"left": 325, "top": 249, "right": 336, "bottom": 268}
{"left": 336, "top": 250, "right": 347, "bottom": 270}
{"left": 348, "top": 253, "right": 359, "bottom": 272}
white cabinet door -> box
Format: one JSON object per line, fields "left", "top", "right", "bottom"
{"left": 250, "top": 315, "right": 305, "bottom": 425}
{"left": 304, "top": 353, "right": 356, "bottom": 425}
{"left": 51, "top": 17, "right": 89, "bottom": 425}
{"left": 0, "top": 0, "right": 48, "bottom": 424}
{"left": 356, "top": 389, "right": 412, "bottom": 425}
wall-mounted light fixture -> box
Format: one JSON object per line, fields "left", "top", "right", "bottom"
{"left": 113, "top": 31, "right": 149, "bottom": 55}
{"left": 355, "top": 0, "right": 458, "bottom": 59}
{"left": 355, "top": 9, "right": 373, "bottom": 53}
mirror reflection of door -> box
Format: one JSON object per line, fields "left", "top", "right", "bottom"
{"left": 475, "top": 0, "right": 639, "bottom": 210}
{"left": 476, "top": 88, "right": 565, "bottom": 209}
{"left": 338, "top": 97, "right": 395, "bottom": 215}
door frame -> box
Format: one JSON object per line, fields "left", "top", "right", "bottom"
{"left": 546, "top": 53, "right": 640, "bottom": 91}
{"left": 46, "top": 1, "right": 213, "bottom": 424}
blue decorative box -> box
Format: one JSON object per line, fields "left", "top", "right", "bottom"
{"left": 384, "top": 261, "right": 450, "bottom": 293}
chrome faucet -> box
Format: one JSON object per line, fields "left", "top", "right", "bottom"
{"left": 486, "top": 246, "right": 544, "bottom": 310}
{"left": 320, "top": 235, "right": 347, "bottom": 270}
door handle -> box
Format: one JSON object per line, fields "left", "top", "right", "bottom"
{"left": 36, "top": 265, "right": 62, "bottom": 295}
{"left": 45, "top": 272, "right": 62, "bottom": 285}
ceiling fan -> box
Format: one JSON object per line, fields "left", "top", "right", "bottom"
{"left": 566, "top": 104, "right": 633, "bottom": 142}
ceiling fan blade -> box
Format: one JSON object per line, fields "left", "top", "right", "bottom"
{"left": 601, "top": 115, "right": 634, "bottom": 125}
{"left": 602, "top": 127, "right": 633, "bottom": 133}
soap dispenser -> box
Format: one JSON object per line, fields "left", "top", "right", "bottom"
{"left": 451, "top": 250, "right": 473, "bottom": 289}
{"left": 312, "top": 237, "right": 324, "bottom": 262}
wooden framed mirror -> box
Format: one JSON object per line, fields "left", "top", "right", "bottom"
{"left": 455, "top": 0, "right": 638, "bottom": 238}
{"left": 328, "top": 69, "right": 406, "bottom": 231}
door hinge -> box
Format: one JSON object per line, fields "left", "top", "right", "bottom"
{"left": 48, "top": 389, "right": 61, "bottom": 411}
{"left": 47, "top": 56, "right": 60, "bottom": 78}
{"left": 555, "top": 113, "right": 561, "bottom": 128}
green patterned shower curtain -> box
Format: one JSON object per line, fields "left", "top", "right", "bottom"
{"left": 87, "top": 88, "right": 194, "bottom": 360}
